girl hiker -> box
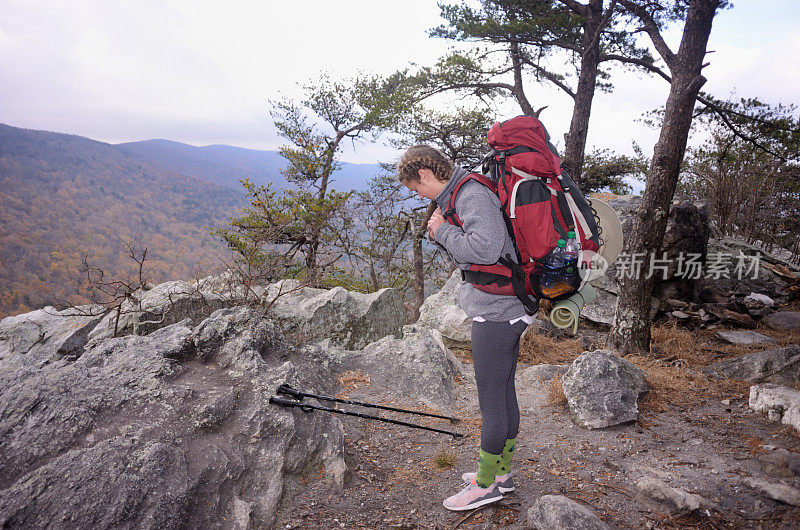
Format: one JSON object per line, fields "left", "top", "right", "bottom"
{"left": 397, "top": 145, "right": 537, "bottom": 511}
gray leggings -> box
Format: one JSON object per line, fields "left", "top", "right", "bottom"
{"left": 471, "top": 319, "right": 527, "bottom": 455}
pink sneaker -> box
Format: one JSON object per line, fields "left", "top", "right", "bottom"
{"left": 442, "top": 476, "right": 503, "bottom": 511}
{"left": 461, "top": 471, "right": 515, "bottom": 493}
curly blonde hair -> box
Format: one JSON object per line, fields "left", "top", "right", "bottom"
{"left": 397, "top": 145, "right": 454, "bottom": 184}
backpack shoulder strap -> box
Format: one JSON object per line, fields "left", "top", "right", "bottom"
{"left": 444, "top": 172, "right": 497, "bottom": 226}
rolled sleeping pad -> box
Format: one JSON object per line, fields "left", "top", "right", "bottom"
{"left": 549, "top": 283, "right": 597, "bottom": 334}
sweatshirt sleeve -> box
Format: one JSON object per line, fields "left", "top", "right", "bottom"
{"left": 433, "top": 180, "right": 507, "bottom": 265}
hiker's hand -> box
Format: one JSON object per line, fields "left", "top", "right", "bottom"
{"left": 428, "top": 208, "right": 445, "bottom": 240}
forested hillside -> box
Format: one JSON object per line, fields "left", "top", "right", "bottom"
{"left": 0, "top": 124, "right": 247, "bottom": 318}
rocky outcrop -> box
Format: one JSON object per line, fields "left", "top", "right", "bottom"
{"left": 561, "top": 350, "right": 648, "bottom": 429}
{"left": 262, "top": 280, "right": 405, "bottom": 350}
{"left": 749, "top": 384, "right": 800, "bottom": 432}
{"left": 704, "top": 345, "right": 800, "bottom": 386}
{"left": 583, "top": 195, "right": 800, "bottom": 330}
{"left": 582, "top": 196, "right": 708, "bottom": 328}
{"left": 84, "top": 278, "right": 245, "bottom": 348}
{"left": 0, "top": 305, "right": 105, "bottom": 366}
{"left": 0, "top": 307, "right": 345, "bottom": 529}
{"left": 417, "top": 271, "right": 472, "bottom": 348}
{"left": 527, "top": 494, "right": 609, "bottom": 530}
{"left": 338, "top": 324, "right": 463, "bottom": 413}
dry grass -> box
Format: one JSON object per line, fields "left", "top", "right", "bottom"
{"left": 433, "top": 449, "right": 457, "bottom": 469}
{"left": 519, "top": 331, "right": 584, "bottom": 365}
{"left": 545, "top": 375, "right": 567, "bottom": 407}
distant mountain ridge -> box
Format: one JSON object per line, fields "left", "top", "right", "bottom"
{"left": 117, "top": 139, "right": 381, "bottom": 191}
{"left": 0, "top": 123, "right": 383, "bottom": 318}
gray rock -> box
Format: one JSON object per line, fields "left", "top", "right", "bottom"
{"left": 417, "top": 270, "right": 472, "bottom": 348}
{"left": 702, "top": 304, "right": 757, "bottom": 328}
{"left": 636, "top": 477, "right": 705, "bottom": 515}
{"left": 0, "top": 307, "right": 345, "bottom": 529}
{"left": 667, "top": 298, "right": 689, "bottom": 309}
{"left": 263, "top": 280, "right": 405, "bottom": 350}
{"left": 765, "top": 311, "right": 800, "bottom": 331}
{"left": 757, "top": 448, "right": 800, "bottom": 480}
{"left": 749, "top": 384, "right": 800, "bottom": 432}
{"left": 339, "top": 324, "right": 463, "bottom": 413}
{"left": 561, "top": 350, "right": 649, "bottom": 429}
{"left": 604, "top": 196, "right": 709, "bottom": 282}
{"left": 580, "top": 287, "right": 617, "bottom": 327}
{"left": 715, "top": 330, "right": 777, "bottom": 346}
{"left": 0, "top": 305, "right": 106, "bottom": 365}
{"left": 527, "top": 494, "right": 609, "bottom": 530}
{"left": 703, "top": 345, "right": 800, "bottom": 386}
{"left": 85, "top": 278, "right": 241, "bottom": 348}
{"left": 520, "top": 364, "right": 569, "bottom": 385}
{"left": 744, "top": 478, "right": 800, "bottom": 507}
{"left": 706, "top": 239, "right": 793, "bottom": 304}
{"left": 744, "top": 293, "right": 776, "bottom": 309}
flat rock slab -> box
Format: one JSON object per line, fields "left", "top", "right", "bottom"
{"left": 744, "top": 478, "right": 800, "bottom": 507}
{"left": 704, "top": 345, "right": 800, "bottom": 386}
{"left": 527, "top": 494, "right": 609, "bottom": 530}
{"left": 636, "top": 477, "right": 706, "bottom": 516}
{"left": 749, "top": 384, "right": 800, "bottom": 432}
{"left": 715, "top": 330, "right": 777, "bottom": 346}
{"left": 765, "top": 311, "right": 800, "bottom": 331}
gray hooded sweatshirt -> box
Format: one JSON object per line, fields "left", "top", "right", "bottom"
{"left": 432, "top": 166, "right": 535, "bottom": 321}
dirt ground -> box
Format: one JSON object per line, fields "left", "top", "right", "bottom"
{"left": 275, "top": 313, "right": 800, "bottom": 529}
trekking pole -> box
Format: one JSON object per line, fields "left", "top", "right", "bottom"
{"left": 276, "top": 384, "right": 460, "bottom": 423}
{"left": 269, "top": 396, "right": 464, "bottom": 438}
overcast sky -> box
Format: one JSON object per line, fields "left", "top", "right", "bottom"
{"left": 1, "top": 0, "right": 798, "bottom": 165}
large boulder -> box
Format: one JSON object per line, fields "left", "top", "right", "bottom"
{"left": 704, "top": 345, "right": 800, "bottom": 387}
{"left": 582, "top": 195, "right": 708, "bottom": 325}
{"left": 527, "top": 494, "right": 609, "bottom": 530}
{"left": 561, "top": 350, "right": 649, "bottom": 429}
{"left": 417, "top": 270, "right": 472, "bottom": 348}
{"left": 749, "top": 384, "right": 800, "bottom": 432}
{"left": 600, "top": 195, "right": 709, "bottom": 283}
{"left": 262, "top": 280, "right": 405, "bottom": 350}
{"left": 0, "top": 305, "right": 105, "bottom": 366}
{"left": 0, "top": 307, "right": 345, "bottom": 529}
{"left": 338, "top": 324, "right": 464, "bottom": 413}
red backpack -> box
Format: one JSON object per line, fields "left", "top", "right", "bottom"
{"left": 443, "top": 115, "right": 602, "bottom": 313}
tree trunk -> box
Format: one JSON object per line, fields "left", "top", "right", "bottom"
{"left": 562, "top": 0, "right": 603, "bottom": 185}
{"left": 510, "top": 41, "right": 535, "bottom": 116}
{"left": 608, "top": 0, "right": 719, "bottom": 355}
{"left": 410, "top": 203, "right": 438, "bottom": 321}
{"left": 411, "top": 236, "right": 424, "bottom": 322}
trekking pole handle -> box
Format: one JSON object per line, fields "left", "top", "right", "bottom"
{"left": 269, "top": 395, "right": 313, "bottom": 412}
{"left": 276, "top": 384, "right": 304, "bottom": 400}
